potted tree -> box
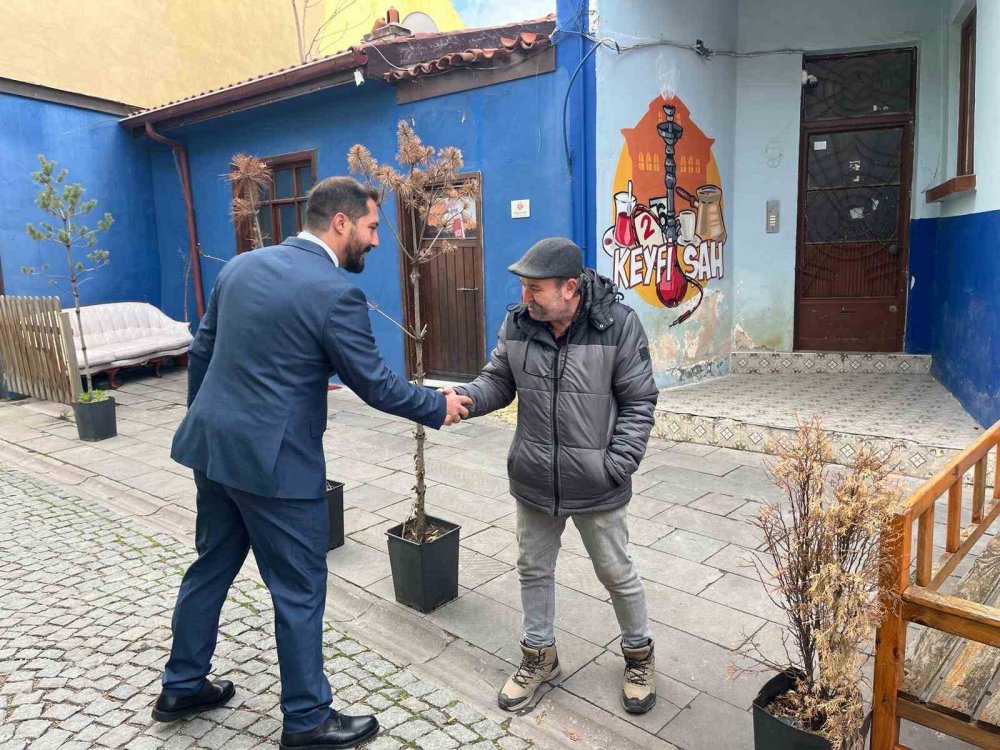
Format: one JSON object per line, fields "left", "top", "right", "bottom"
{"left": 22, "top": 155, "right": 115, "bottom": 441}
{"left": 348, "top": 121, "right": 480, "bottom": 613}
{"left": 735, "top": 418, "right": 902, "bottom": 750}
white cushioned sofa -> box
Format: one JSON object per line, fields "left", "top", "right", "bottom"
{"left": 65, "top": 302, "right": 192, "bottom": 388}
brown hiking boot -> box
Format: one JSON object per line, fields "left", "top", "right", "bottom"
{"left": 621, "top": 640, "right": 656, "bottom": 714}
{"left": 498, "top": 641, "right": 560, "bottom": 711}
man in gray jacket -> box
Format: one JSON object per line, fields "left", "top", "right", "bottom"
{"left": 453, "top": 237, "right": 659, "bottom": 714}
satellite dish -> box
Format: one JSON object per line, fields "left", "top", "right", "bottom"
{"left": 402, "top": 12, "right": 438, "bottom": 33}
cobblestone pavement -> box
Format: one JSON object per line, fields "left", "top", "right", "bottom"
{"left": 0, "top": 466, "right": 535, "bottom": 750}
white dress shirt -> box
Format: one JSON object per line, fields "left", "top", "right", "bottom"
{"left": 296, "top": 231, "right": 339, "bottom": 267}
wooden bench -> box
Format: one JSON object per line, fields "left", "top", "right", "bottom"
{"left": 872, "top": 420, "right": 1000, "bottom": 749}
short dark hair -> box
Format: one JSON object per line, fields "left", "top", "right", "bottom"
{"left": 555, "top": 275, "right": 583, "bottom": 293}
{"left": 304, "top": 176, "right": 378, "bottom": 232}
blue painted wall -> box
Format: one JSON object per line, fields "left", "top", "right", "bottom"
{"left": 921, "top": 210, "right": 1000, "bottom": 427}
{"left": 904, "top": 218, "right": 936, "bottom": 355}
{"left": 148, "top": 72, "right": 572, "bottom": 376}
{"left": 0, "top": 93, "right": 160, "bottom": 307}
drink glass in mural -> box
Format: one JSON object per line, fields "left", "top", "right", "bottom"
{"left": 451, "top": 213, "right": 465, "bottom": 239}
{"left": 694, "top": 185, "right": 727, "bottom": 242}
{"left": 678, "top": 209, "right": 698, "bottom": 245}
{"left": 613, "top": 191, "right": 639, "bottom": 247}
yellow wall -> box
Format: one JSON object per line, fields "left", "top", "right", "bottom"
{"left": 0, "top": 0, "right": 463, "bottom": 109}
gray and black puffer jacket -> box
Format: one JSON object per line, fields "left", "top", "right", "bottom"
{"left": 456, "top": 270, "right": 658, "bottom": 516}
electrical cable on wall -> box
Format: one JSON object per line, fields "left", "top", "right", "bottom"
{"left": 557, "top": 19, "right": 806, "bottom": 170}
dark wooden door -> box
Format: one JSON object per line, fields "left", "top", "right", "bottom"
{"left": 400, "top": 185, "right": 485, "bottom": 381}
{"left": 794, "top": 49, "right": 915, "bottom": 352}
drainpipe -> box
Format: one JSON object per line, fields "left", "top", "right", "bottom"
{"left": 558, "top": 0, "right": 597, "bottom": 267}
{"left": 144, "top": 122, "right": 206, "bottom": 319}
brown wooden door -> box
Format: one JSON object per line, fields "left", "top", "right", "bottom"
{"left": 400, "top": 185, "right": 486, "bottom": 381}
{"left": 794, "top": 50, "right": 915, "bottom": 352}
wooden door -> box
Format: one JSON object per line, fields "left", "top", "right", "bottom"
{"left": 400, "top": 181, "right": 485, "bottom": 381}
{"left": 794, "top": 49, "right": 915, "bottom": 352}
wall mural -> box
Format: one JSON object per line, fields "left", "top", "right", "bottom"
{"left": 604, "top": 96, "right": 726, "bottom": 327}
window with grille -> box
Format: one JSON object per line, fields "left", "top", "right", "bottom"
{"left": 235, "top": 150, "right": 316, "bottom": 253}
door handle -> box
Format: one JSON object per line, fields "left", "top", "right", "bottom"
{"left": 457, "top": 287, "right": 479, "bottom": 292}
{"left": 888, "top": 243, "right": 901, "bottom": 256}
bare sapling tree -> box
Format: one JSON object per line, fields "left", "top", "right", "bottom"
{"left": 291, "top": 0, "right": 366, "bottom": 63}
{"left": 348, "top": 120, "right": 480, "bottom": 543}
{"left": 732, "top": 417, "right": 902, "bottom": 750}
{"left": 227, "top": 153, "right": 273, "bottom": 250}
{"left": 22, "top": 154, "right": 113, "bottom": 400}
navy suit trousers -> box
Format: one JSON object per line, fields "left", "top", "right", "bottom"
{"left": 162, "top": 471, "right": 332, "bottom": 733}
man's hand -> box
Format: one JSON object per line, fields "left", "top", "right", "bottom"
{"left": 440, "top": 387, "right": 472, "bottom": 426}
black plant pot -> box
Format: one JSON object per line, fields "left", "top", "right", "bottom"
{"left": 326, "top": 480, "right": 345, "bottom": 551}
{"left": 752, "top": 670, "right": 871, "bottom": 750}
{"left": 73, "top": 397, "right": 117, "bottom": 442}
{"left": 385, "top": 515, "right": 460, "bottom": 613}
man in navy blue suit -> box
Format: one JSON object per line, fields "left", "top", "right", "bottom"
{"left": 153, "top": 177, "right": 471, "bottom": 749}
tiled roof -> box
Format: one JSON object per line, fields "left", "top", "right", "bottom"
{"left": 120, "top": 48, "right": 367, "bottom": 125}
{"left": 119, "top": 15, "right": 557, "bottom": 128}
{"left": 382, "top": 31, "right": 552, "bottom": 82}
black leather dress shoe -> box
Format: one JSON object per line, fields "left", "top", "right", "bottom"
{"left": 280, "top": 712, "right": 380, "bottom": 749}
{"left": 151, "top": 678, "right": 236, "bottom": 722}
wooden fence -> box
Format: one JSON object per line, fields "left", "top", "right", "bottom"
{"left": 872, "top": 420, "right": 1000, "bottom": 749}
{"left": 0, "top": 296, "right": 79, "bottom": 404}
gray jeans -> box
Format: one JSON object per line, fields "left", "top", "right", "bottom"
{"left": 516, "top": 502, "right": 651, "bottom": 649}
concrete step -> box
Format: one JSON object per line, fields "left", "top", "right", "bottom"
{"left": 655, "top": 373, "right": 990, "bottom": 481}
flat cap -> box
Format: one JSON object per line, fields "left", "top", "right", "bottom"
{"left": 507, "top": 237, "right": 583, "bottom": 279}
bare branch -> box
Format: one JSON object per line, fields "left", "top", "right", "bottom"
{"left": 366, "top": 301, "right": 417, "bottom": 340}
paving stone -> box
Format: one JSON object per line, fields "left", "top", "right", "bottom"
{"left": 95, "top": 723, "right": 141, "bottom": 746}
{"left": 366, "top": 736, "right": 404, "bottom": 750}
{"left": 652, "top": 504, "right": 763, "bottom": 549}
{"left": 415, "top": 729, "right": 459, "bottom": 750}
{"left": 652, "top": 529, "right": 728, "bottom": 562}
{"left": 445, "top": 723, "right": 479, "bottom": 743}
{"left": 643, "top": 578, "right": 765, "bottom": 649}
{"left": 700, "top": 573, "right": 785, "bottom": 623}
{"left": 14, "top": 719, "right": 49, "bottom": 739}
{"left": 704, "top": 544, "right": 759, "bottom": 579}
{"left": 27, "top": 728, "right": 72, "bottom": 750}
{"left": 376, "top": 705, "right": 412, "bottom": 729}
{"left": 444, "top": 702, "right": 484, "bottom": 725}
{"left": 393, "top": 718, "right": 436, "bottom": 742}
{"left": 658, "top": 692, "right": 753, "bottom": 750}
{"left": 0, "top": 466, "right": 527, "bottom": 750}
{"left": 688, "top": 492, "right": 748, "bottom": 516}
{"left": 471, "top": 718, "right": 506, "bottom": 740}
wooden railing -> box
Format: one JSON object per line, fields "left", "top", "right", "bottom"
{"left": 0, "top": 296, "right": 80, "bottom": 404}
{"left": 872, "top": 420, "right": 1000, "bottom": 750}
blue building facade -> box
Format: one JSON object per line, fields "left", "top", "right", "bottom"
{"left": 2, "top": 0, "right": 996, "bottom": 426}
{"left": 147, "top": 72, "right": 574, "bottom": 377}
{"left": 0, "top": 87, "right": 160, "bottom": 308}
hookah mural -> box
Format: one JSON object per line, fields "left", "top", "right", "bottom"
{"left": 603, "top": 97, "right": 726, "bottom": 326}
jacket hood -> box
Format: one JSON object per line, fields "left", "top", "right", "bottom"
{"left": 510, "top": 268, "right": 621, "bottom": 333}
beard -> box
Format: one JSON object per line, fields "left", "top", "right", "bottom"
{"left": 342, "top": 228, "right": 371, "bottom": 274}
{"left": 526, "top": 302, "right": 549, "bottom": 320}
{"left": 527, "top": 299, "right": 573, "bottom": 322}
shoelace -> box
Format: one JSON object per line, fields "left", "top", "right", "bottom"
{"left": 512, "top": 653, "right": 547, "bottom": 687}
{"left": 624, "top": 655, "right": 652, "bottom": 685}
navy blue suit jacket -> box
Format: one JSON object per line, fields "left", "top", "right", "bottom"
{"left": 171, "top": 237, "right": 445, "bottom": 499}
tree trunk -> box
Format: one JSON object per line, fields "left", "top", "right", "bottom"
{"left": 65, "top": 228, "right": 93, "bottom": 396}
{"left": 410, "top": 260, "right": 429, "bottom": 542}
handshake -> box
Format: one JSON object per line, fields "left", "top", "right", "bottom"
{"left": 439, "top": 387, "right": 473, "bottom": 426}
